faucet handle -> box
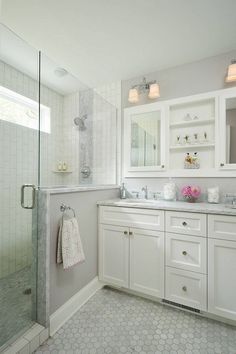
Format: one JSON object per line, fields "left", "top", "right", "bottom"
{"left": 153, "top": 191, "right": 162, "bottom": 200}
{"left": 131, "top": 191, "right": 139, "bottom": 199}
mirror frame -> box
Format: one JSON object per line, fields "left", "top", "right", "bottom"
{"left": 219, "top": 89, "right": 236, "bottom": 170}
{"left": 123, "top": 102, "right": 166, "bottom": 176}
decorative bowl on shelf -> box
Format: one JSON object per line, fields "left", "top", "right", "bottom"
{"left": 181, "top": 185, "right": 201, "bottom": 203}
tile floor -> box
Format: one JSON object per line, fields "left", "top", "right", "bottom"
{"left": 0, "top": 266, "right": 34, "bottom": 348}
{"left": 36, "top": 287, "right": 236, "bottom": 354}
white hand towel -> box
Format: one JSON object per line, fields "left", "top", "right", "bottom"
{"left": 57, "top": 217, "right": 85, "bottom": 270}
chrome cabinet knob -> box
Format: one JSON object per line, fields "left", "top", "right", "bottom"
{"left": 220, "top": 163, "right": 224, "bottom": 167}
{"left": 182, "top": 221, "right": 187, "bottom": 226}
{"left": 182, "top": 286, "right": 187, "bottom": 292}
{"left": 129, "top": 231, "right": 133, "bottom": 236}
{"left": 182, "top": 251, "right": 187, "bottom": 256}
{"left": 124, "top": 231, "right": 128, "bottom": 235}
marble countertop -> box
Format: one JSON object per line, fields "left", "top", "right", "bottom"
{"left": 97, "top": 198, "right": 236, "bottom": 216}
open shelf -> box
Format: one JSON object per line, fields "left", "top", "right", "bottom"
{"left": 170, "top": 143, "right": 215, "bottom": 150}
{"left": 170, "top": 118, "right": 215, "bottom": 128}
{"left": 52, "top": 170, "right": 73, "bottom": 173}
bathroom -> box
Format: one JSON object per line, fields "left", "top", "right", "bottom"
{"left": 0, "top": 1, "right": 236, "bottom": 353}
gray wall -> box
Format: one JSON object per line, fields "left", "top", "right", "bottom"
{"left": 122, "top": 49, "right": 236, "bottom": 108}
{"left": 49, "top": 188, "right": 119, "bottom": 314}
{"left": 122, "top": 49, "right": 236, "bottom": 194}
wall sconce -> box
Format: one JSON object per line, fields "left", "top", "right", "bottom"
{"left": 128, "top": 77, "right": 160, "bottom": 103}
{"left": 226, "top": 60, "right": 236, "bottom": 83}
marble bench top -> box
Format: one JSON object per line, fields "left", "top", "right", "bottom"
{"left": 97, "top": 198, "right": 236, "bottom": 216}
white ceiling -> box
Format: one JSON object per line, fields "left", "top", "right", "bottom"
{"left": 1, "top": 0, "right": 236, "bottom": 88}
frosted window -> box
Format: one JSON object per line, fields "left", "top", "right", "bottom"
{"left": 0, "top": 85, "right": 50, "bottom": 133}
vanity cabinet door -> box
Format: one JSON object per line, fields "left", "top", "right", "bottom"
{"left": 129, "top": 228, "right": 164, "bottom": 298}
{"left": 99, "top": 224, "right": 129, "bottom": 288}
{"left": 208, "top": 238, "right": 236, "bottom": 320}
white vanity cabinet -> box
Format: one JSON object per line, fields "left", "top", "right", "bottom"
{"left": 208, "top": 215, "right": 236, "bottom": 320}
{"left": 98, "top": 204, "right": 236, "bottom": 322}
{"left": 98, "top": 206, "right": 165, "bottom": 297}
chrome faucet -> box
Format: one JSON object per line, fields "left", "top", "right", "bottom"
{"left": 142, "top": 185, "right": 148, "bottom": 199}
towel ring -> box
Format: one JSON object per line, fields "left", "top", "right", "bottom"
{"left": 60, "top": 203, "right": 76, "bottom": 217}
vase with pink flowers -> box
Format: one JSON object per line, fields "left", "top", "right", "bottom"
{"left": 181, "top": 185, "right": 201, "bottom": 203}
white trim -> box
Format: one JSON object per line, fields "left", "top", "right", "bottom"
{"left": 49, "top": 277, "right": 103, "bottom": 336}
{"left": 123, "top": 87, "right": 236, "bottom": 177}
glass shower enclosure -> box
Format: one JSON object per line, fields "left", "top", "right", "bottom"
{"left": 0, "top": 25, "right": 39, "bottom": 349}
{"left": 0, "top": 22, "right": 117, "bottom": 350}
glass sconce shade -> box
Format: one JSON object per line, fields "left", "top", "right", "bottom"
{"left": 226, "top": 62, "right": 236, "bottom": 82}
{"left": 148, "top": 83, "right": 160, "bottom": 99}
{"left": 128, "top": 88, "right": 139, "bottom": 103}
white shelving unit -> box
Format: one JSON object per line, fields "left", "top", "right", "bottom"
{"left": 52, "top": 170, "right": 73, "bottom": 174}
{"left": 169, "top": 118, "right": 215, "bottom": 128}
{"left": 170, "top": 143, "right": 215, "bottom": 150}
{"left": 168, "top": 96, "right": 216, "bottom": 172}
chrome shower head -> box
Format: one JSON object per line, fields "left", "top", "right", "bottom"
{"left": 74, "top": 114, "right": 87, "bottom": 130}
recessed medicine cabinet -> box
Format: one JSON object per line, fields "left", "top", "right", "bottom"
{"left": 123, "top": 102, "right": 166, "bottom": 176}
{"left": 123, "top": 87, "right": 236, "bottom": 177}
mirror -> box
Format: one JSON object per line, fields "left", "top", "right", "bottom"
{"left": 226, "top": 97, "right": 236, "bottom": 164}
{"left": 130, "top": 110, "right": 161, "bottom": 167}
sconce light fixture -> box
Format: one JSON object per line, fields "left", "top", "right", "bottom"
{"left": 226, "top": 60, "right": 236, "bottom": 83}
{"left": 128, "top": 77, "right": 160, "bottom": 103}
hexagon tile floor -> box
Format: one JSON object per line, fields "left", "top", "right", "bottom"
{"left": 36, "top": 287, "right": 236, "bottom": 354}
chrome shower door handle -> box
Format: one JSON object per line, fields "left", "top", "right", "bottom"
{"left": 21, "top": 184, "right": 36, "bottom": 209}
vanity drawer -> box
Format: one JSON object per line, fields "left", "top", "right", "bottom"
{"left": 165, "top": 211, "right": 206, "bottom": 237}
{"left": 208, "top": 214, "right": 236, "bottom": 241}
{"left": 99, "top": 206, "right": 164, "bottom": 231}
{"left": 165, "top": 267, "right": 207, "bottom": 310}
{"left": 165, "top": 233, "right": 207, "bottom": 274}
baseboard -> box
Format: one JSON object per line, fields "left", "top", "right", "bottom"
{"left": 50, "top": 277, "right": 103, "bottom": 336}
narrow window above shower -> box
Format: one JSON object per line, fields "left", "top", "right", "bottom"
{"left": 0, "top": 85, "right": 51, "bottom": 133}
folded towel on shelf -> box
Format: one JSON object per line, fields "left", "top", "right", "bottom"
{"left": 57, "top": 216, "right": 85, "bottom": 270}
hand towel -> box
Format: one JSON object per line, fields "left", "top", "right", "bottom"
{"left": 57, "top": 217, "right": 85, "bottom": 270}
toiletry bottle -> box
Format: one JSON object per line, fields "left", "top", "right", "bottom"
{"left": 57, "top": 162, "right": 62, "bottom": 171}
{"left": 62, "top": 162, "right": 68, "bottom": 171}
{"left": 120, "top": 183, "right": 127, "bottom": 199}
{"left": 192, "top": 152, "right": 200, "bottom": 168}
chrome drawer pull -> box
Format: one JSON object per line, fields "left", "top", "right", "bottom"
{"left": 182, "top": 221, "right": 187, "bottom": 226}
{"left": 182, "top": 286, "right": 187, "bottom": 292}
{"left": 182, "top": 251, "right": 187, "bottom": 256}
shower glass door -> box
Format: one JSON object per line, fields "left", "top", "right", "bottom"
{"left": 0, "top": 25, "right": 39, "bottom": 348}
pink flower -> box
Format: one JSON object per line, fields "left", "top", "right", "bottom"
{"left": 181, "top": 185, "right": 201, "bottom": 198}
{"left": 191, "top": 185, "right": 201, "bottom": 198}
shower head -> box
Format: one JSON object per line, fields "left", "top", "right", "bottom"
{"left": 74, "top": 114, "right": 87, "bottom": 130}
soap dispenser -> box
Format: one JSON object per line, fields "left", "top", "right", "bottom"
{"left": 120, "top": 183, "right": 127, "bottom": 199}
